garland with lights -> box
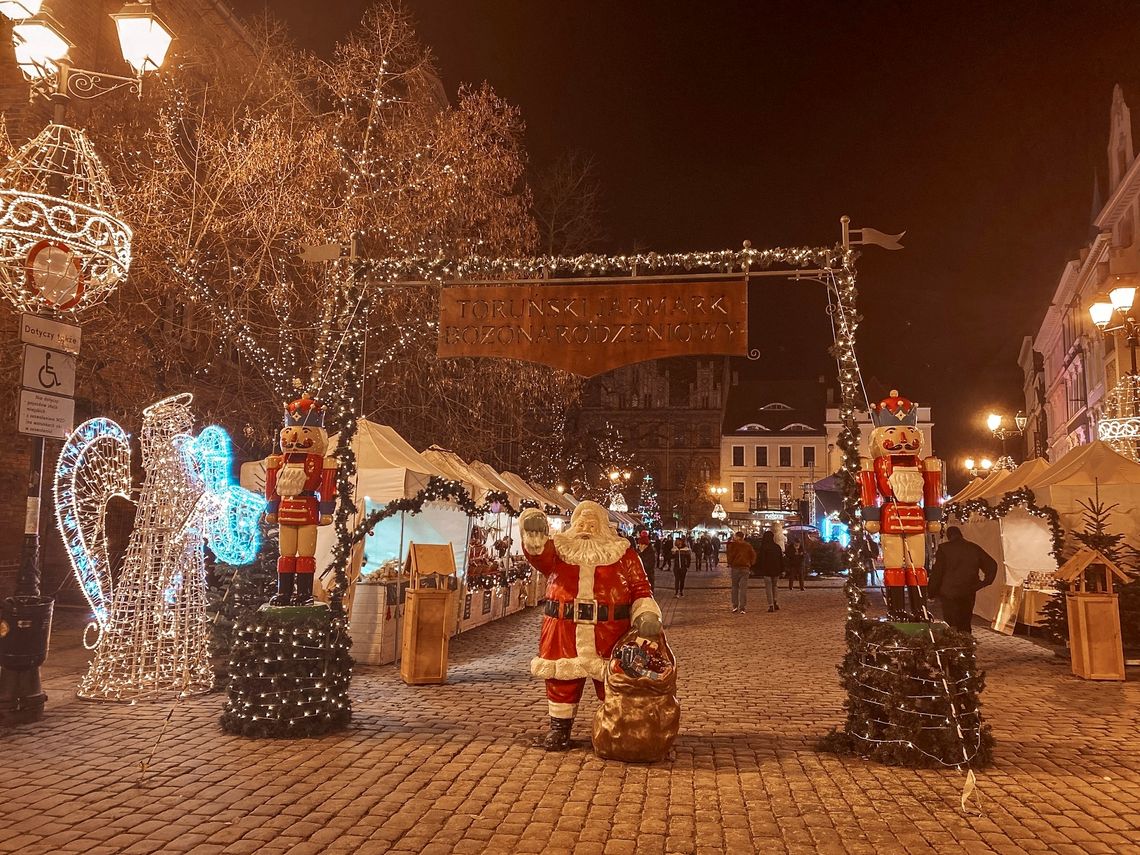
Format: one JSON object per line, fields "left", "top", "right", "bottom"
{"left": 219, "top": 605, "right": 352, "bottom": 738}
{"left": 820, "top": 586, "right": 995, "bottom": 769}
{"left": 943, "top": 487, "right": 1065, "bottom": 562}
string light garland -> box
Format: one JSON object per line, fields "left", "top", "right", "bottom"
{"left": 944, "top": 487, "right": 1065, "bottom": 562}
{"left": 219, "top": 606, "right": 352, "bottom": 738}
{"left": 60, "top": 395, "right": 263, "bottom": 701}
{"left": 820, "top": 599, "right": 995, "bottom": 769}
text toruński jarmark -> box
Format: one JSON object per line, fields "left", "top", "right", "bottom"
{"left": 437, "top": 279, "right": 747, "bottom": 376}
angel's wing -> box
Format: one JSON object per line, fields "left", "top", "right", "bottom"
{"left": 53, "top": 418, "right": 133, "bottom": 632}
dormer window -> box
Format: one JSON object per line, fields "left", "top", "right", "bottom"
{"left": 738, "top": 423, "right": 770, "bottom": 431}
{"left": 782, "top": 422, "right": 815, "bottom": 432}
{"left": 760, "top": 402, "right": 792, "bottom": 411}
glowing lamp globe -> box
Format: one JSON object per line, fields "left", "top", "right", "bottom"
{"left": 112, "top": 2, "right": 174, "bottom": 75}
{"left": 11, "top": 16, "right": 70, "bottom": 79}
{"left": 0, "top": 1, "right": 44, "bottom": 20}
{"left": 0, "top": 123, "right": 132, "bottom": 314}
{"left": 1089, "top": 294, "right": 1115, "bottom": 329}
{"left": 963, "top": 457, "right": 975, "bottom": 472}
{"left": 1109, "top": 281, "right": 1136, "bottom": 313}
{"left": 986, "top": 413, "right": 1003, "bottom": 433}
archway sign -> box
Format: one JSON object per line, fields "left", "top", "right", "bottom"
{"left": 340, "top": 218, "right": 892, "bottom": 575}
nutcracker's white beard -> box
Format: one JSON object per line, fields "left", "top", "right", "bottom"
{"left": 552, "top": 529, "right": 628, "bottom": 568}
{"left": 276, "top": 463, "right": 308, "bottom": 498}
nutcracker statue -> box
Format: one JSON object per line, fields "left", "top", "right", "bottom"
{"left": 264, "top": 394, "right": 338, "bottom": 605}
{"left": 858, "top": 390, "right": 942, "bottom": 619}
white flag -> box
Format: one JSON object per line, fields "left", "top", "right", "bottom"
{"left": 853, "top": 227, "right": 905, "bottom": 250}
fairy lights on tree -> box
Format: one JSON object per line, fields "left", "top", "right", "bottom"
{"left": 637, "top": 473, "right": 663, "bottom": 533}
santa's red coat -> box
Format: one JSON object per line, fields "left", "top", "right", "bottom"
{"left": 523, "top": 537, "right": 659, "bottom": 682}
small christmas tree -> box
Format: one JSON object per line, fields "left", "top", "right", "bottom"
{"left": 637, "top": 473, "right": 663, "bottom": 533}
{"left": 1044, "top": 492, "right": 1140, "bottom": 649}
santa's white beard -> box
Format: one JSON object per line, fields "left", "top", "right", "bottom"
{"left": 552, "top": 529, "right": 628, "bottom": 568}
{"left": 276, "top": 463, "right": 308, "bottom": 498}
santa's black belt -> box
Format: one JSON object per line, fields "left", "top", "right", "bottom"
{"left": 543, "top": 600, "right": 631, "bottom": 623}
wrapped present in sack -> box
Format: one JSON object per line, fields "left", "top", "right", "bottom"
{"left": 592, "top": 628, "right": 680, "bottom": 762}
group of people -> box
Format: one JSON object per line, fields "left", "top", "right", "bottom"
{"left": 632, "top": 531, "right": 725, "bottom": 598}
{"left": 724, "top": 531, "right": 808, "bottom": 614}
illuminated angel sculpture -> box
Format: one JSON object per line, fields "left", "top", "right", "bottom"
{"left": 54, "top": 393, "right": 264, "bottom": 701}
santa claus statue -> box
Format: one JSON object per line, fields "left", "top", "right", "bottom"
{"left": 858, "top": 390, "right": 942, "bottom": 619}
{"left": 264, "top": 394, "right": 338, "bottom": 605}
{"left": 519, "top": 500, "right": 662, "bottom": 751}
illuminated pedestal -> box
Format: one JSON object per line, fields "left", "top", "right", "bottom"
{"left": 221, "top": 604, "right": 352, "bottom": 738}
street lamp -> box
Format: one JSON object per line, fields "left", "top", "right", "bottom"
{"left": 1090, "top": 279, "right": 1140, "bottom": 460}
{"left": 1090, "top": 281, "right": 1139, "bottom": 377}
{"left": 0, "top": 1, "right": 174, "bottom": 725}
{"left": 9, "top": 2, "right": 173, "bottom": 110}
{"left": 963, "top": 457, "right": 993, "bottom": 478}
{"left": 986, "top": 412, "right": 1025, "bottom": 470}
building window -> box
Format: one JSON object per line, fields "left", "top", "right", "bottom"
{"left": 803, "top": 446, "right": 816, "bottom": 468}
{"left": 755, "top": 446, "right": 768, "bottom": 467}
{"left": 731, "top": 445, "right": 744, "bottom": 466}
{"left": 779, "top": 481, "right": 793, "bottom": 508}
{"left": 778, "top": 446, "right": 792, "bottom": 467}
{"left": 732, "top": 482, "right": 745, "bottom": 504}
{"left": 755, "top": 481, "right": 768, "bottom": 507}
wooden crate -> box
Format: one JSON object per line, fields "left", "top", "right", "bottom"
{"left": 348, "top": 584, "right": 400, "bottom": 665}
{"left": 1067, "top": 593, "right": 1126, "bottom": 681}
{"left": 400, "top": 589, "right": 454, "bottom": 684}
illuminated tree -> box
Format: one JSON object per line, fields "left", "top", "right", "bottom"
{"left": 637, "top": 473, "right": 663, "bottom": 533}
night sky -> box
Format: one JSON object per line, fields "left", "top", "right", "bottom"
{"left": 231, "top": 0, "right": 1140, "bottom": 487}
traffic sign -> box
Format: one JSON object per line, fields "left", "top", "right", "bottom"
{"left": 18, "top": 388, "right": 75, "bottom": 440}
{"left": 22, "top": 344, "right": 76, "bottom": 398}
{"left": 20, "top": 314, "right": 81, "bottom": 355}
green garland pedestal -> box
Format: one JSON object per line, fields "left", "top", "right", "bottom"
{"left": 821, "top": 617, "right": 994, "bottom": 768}
{"left": 220, "top": 604, "right": 353, "bottom": 737}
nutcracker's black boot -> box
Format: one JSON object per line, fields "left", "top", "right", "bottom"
{"left": 534, "top": 716, "right": 573, "bottom": 751}
{"left": 294, "top": 572, "right": 315, "bottom": 606}
{"left": 270, "top": 571, "right": 295, "bottom": 606}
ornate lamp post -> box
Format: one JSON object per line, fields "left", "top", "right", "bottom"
{"left": 0, "top": 1, "right": 173, "bottom": 724}
{"left": 963, "top": 457, "right": 993, "bottom": 479}
{"left": 1090, "top": 281, "right": 1140, "bottom": 461}
{"left": 986, "top": 411, "right": 1026, "bottom": 471}
{"left": 707, "top": 483, "right": 727, "bottom": 523}
{"left": 606, "top": 468, "right": 631, "bottom": 513}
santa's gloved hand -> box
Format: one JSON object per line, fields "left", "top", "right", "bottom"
{"left": 633, "top": 612, "right": 662, "bottom": 638}
{"left": 519, "top": 508, "right": 549, "bottom": 536}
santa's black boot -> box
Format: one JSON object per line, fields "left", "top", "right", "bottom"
{"left": 534, "top": 717, "right": 573, "bottom": 751}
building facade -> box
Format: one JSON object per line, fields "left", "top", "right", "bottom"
{"left": 1020, "top": 85, "right": 1140, "bottom": 461}
{"left": 567, "top": 357, "right": 727, "bottom": 527}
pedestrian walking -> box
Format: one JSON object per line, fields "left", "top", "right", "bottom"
{"left": 786, "top": 540, "right": 805, "bottom": 591}
{"left": 693, "top": 536, "right": 705, "bottom": 572}
{"left": 673, "top": 537, "right": 692, "bottom": 597}
{"left": 710, "top": 536, "right": 721, "bottom": 567}
{"left": 755, "top": 530, "right": 784, "bottom": 612}
{"left": 929, "top": 526, "right": 998, "bottom": 633}
{"left": 636, "top": 530, "right": 657, "bottom": 591}
{"left": 725, "top": 531, "right": 756, "bottom": 613}
{"left": 660, "top": 536, "right": 673, "bottom": 576}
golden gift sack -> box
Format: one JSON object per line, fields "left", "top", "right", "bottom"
{"left": 592, "top": 628, "right": 680, "bottom": 762}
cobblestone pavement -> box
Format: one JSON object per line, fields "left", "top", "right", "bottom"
{"left": 2, "top": 565, "right": 1139, "bottom": 855}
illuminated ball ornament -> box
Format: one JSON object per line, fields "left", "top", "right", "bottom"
{"left": 0, "top": 123, "right": 131, "bottom": 314}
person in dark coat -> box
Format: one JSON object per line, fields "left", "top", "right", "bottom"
{"left": 785, "top": 540, "right": 806, "bottom": 591}
{"left": 929, "top": 526, "right": 998, "bottom": 633}
{"left": 755, "top": 530, "right": 784, "bottom": 612}
{"left": 635, "top": 530, "right": 657, "bottom": 591}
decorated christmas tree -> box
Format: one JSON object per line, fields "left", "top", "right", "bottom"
{"left": 637, "top": 473, "right": 663, "bottom": 533}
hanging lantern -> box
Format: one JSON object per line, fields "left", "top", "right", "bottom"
{"left": 711, "top": 503, "right": 727, "bottom": 521}
{"left": 0, "top": 123, "right": 132, "bottom": 314}
{"left": 608, "top": 492, "right": 628, "bottom": 513}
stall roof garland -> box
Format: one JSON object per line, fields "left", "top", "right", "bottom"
{"left": 323, "top": 474, "right": 552, "bottom": 592}
{"left": 943, "top": 487, "right": 1065, "bottom": 563}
